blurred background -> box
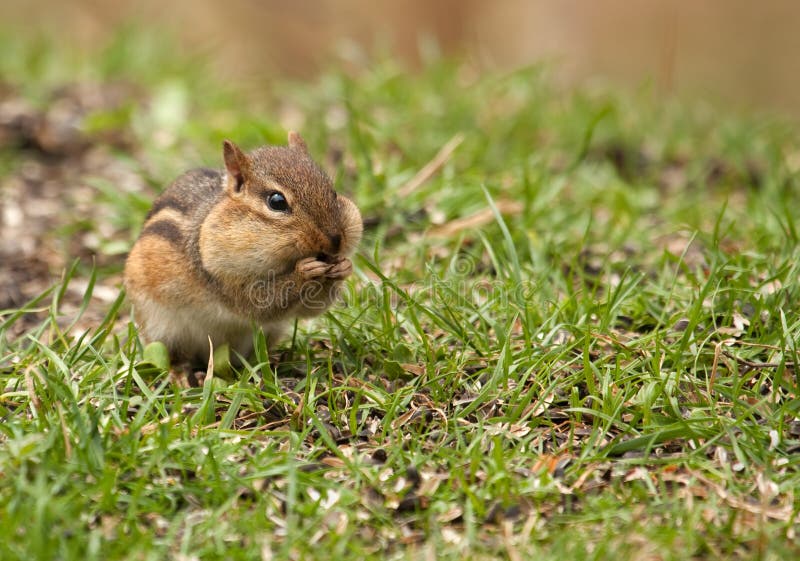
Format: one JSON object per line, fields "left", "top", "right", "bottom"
{"left": 2, "top": 0, "right": 799, "bottom": 118}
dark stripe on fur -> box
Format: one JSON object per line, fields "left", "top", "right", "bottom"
{"left": 145, "top": 196, "right": 190, "bottom": 220}
{"left": 141, "top": 220, "right": 183, "bottom": 246}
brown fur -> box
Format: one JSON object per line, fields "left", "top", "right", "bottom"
{"left": 123, "top": 132, "right": 363, "bottom": 366}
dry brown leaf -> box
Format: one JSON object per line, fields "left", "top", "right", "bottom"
{"left": 320, "top": 456, "right": 346, "bottom": 468}
{"left": 401, "top": 363, "right": 426, "bottom": 377}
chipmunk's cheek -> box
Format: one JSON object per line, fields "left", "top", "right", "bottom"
{"left": 337, "top": 197, "right": 363, "bottom": 255}
{"left": 201, "top": 208, "right": 289, "bottom": 277}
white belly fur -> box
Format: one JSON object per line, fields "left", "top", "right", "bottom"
{"left": 133, "top": 296, "right": 287, "bottom": 362}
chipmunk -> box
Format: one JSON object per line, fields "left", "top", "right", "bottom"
{"left": 124, "top": 132, "right": 362, "bottom": 367}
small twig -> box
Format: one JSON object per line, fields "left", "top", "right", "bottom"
{"left": 592, "top": 332, "right": 633, "bottom": 353}
{"left": 502, "top": 520, "right": 522, "bottom": 561}
{"left": 691, "top": 472, "right": 794, "bottom": 522}
{"left": 722, "top": 350, "right": 794, "bottom": 370}
{"left": 24, "top": 365, "right": 42, "bottom": 413}
{"left": 202, "top": 410, "right": 263, "bottom": 430}
{"left": 397, "top": 133, "right": 464, "bottom": 197}
{"left": 428, "top": 200, "right": 523, "bottom": 238}
{"left": 731, "top": 341, "right": 784, "bottom": 352}
{"left": 710, "top": 342, "right": 723, "bottom": 389}
{"left": 253, "top": 420, "right": 292, "bottom": 432}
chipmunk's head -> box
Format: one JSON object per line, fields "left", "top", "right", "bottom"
{"left": 200, "top": 132, "right": 362, "bottom": 278}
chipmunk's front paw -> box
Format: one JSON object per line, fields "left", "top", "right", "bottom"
{"left": 326, "top": 257, "right": 353, "bottom": 280}
{"left": 296, "top": 256, "right": 331, "bottom": 280}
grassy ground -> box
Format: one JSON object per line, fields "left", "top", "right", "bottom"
{"left": 2, "top": 30, "right": 800, "bottom": 560}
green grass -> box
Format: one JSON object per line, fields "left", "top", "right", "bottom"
{"left": 2, "top": 30, "right": 800, "bottom": 560}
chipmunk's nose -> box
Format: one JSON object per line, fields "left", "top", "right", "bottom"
{"left": 328, "top": 233, "right": 342, "bottom": 254}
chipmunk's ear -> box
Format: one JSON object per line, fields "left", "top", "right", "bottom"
{"left": 287, "top": 131, "right": 308, "bottom": 154}
{"left": 223, "top": 140, "right": 247, "bottom": 193}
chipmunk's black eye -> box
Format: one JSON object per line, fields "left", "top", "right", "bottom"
{"left": 266, "top": 192, "right": 289, "bottom": 212}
